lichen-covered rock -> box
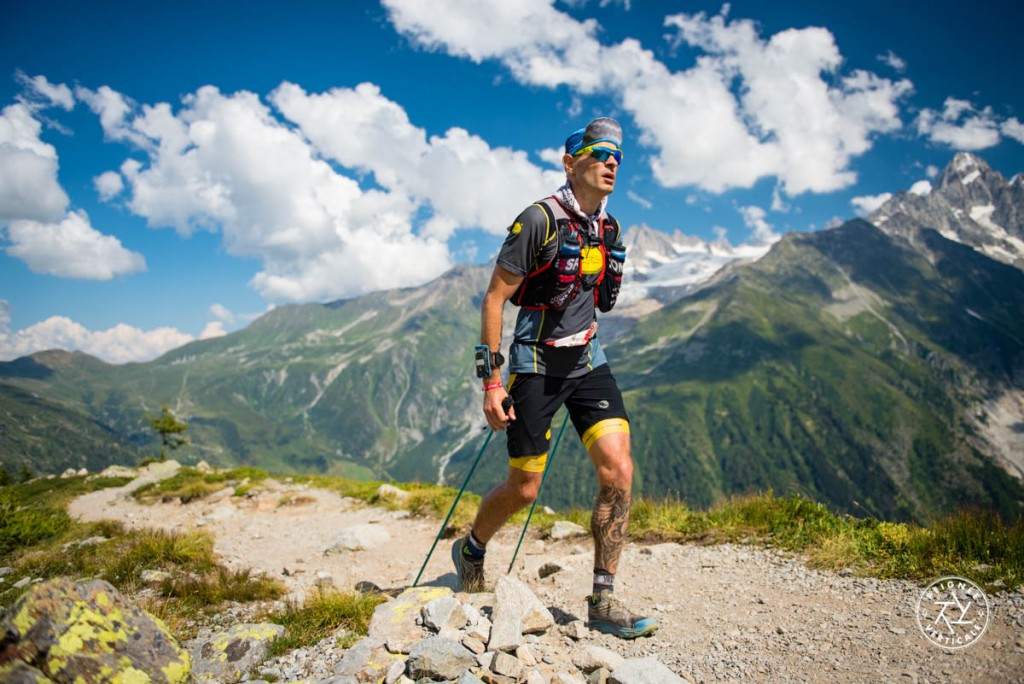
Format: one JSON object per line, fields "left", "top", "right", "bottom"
{"left": 405, "top": 636, "right": 476, "bottom": 681}
{"left": 0, "top": 661, "right": 56, "bottom": 683}
{"left": 368, "top": 586, "right": 451, "bottom": 643}
{"left": 331, "top": 636, "right": 402, "bottom": 682}
{"left": 0, "top": 577, "right": 190, "bottom": 683}
{"left": 189, "top": 622, "right": 286, "bottom": 683}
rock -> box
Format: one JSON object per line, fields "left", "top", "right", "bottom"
{"left": 0, "top": 578, "right": 190, "bottom": 683}
{"left": 369, "top": 586, "right": 453, "bottom": 643}
{"left": 457, "top": 671, "right": 487, "bottom": 684}
{"left": 491, "top": 650, "right": 524, "bottom": 678}
{"left": 119, "top": 459, "right": 182, "bottom": 496}
{"left": 550, "top": 521, "right": 588, "bottom": 540}
{"left": 141, "top": 569, "right": 172, "bottom": 584}
{"left": 572, "top": 645, "right": 625, "bottom": 673}
{"left": 588, "top": 669, "right": 611, "bottom": 684}
{"left": 0, "top": 661, "right": 56, "bottom": 683}
{"left": 376, "top": 483, "right": 411, "bottom": 504}
{"left": 98, "top": 465, "right": 138, "bottom": 479}
{"left": 406, "top": 636, "right": 477, "bottom": 681}
{"left": 190, "top": 622, "right": 286, "bottom": 683}
{"left": 611, "top": 657, "right": 687, "bottom": 683}
{"left": 60, "top": 468, "right": 78, "bottom": 479}
{"left": 462, "top": 635, "right": 487, "bottom": 654}
{"left": 561, "top": 620, "right": 589, "bottom": 640}
{"left": 332, "top": 637, "right": 402, "bottom": 682}
{"left": 539, "top": 562, "right": 563, "bottom": 579}
{"left": 489, "top": 576, "right": 554, "bottom": 651}
{"left": 195, "top": 460, "right": 213, "bottom": 473}
{"left": 384, "top": 657, "right": 407, "bottom": 684}
{"left": 326, "top": 524, "right": 392, "bottom": 553}
{"left": 422, "top": 596, "right": 469, "bottom": 632}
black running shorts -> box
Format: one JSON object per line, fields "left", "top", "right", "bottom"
{"left": 505, "top": 364, "right": 629, "bottom": 472}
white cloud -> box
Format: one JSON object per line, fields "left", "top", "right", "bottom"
{"left": 5, "top": 210, "right": 146, "bottom": 279}
{"left": 738, "top": 205, "right": 779, "bottom": 244}
{"left": 916, "top": 97, "right": 1002, "bottom": 150}
{"left": 0, "top": 315, "right": 193, "bottom": 364}
{"left": 909, "top": 180, "right": 932, "bottom": 196}
{"left": 0, "top": 103, "right": 69, "bottom": 223}
{"left": 851, "top": 192, "right": 892, "bottom": 215}
{"left": 925, "top": 164, "right": 939, "bottom": 178}
{"left": 80, "top": 80, "right": 560, "bottom": 304}
{"left": 94, "top": 171, "right": 124, "bottom": 201}
{"left": 209, "top": 303, "right": 235, "bottom": 323}
{"left": 1002, "top": 117, "right": 1024, "bottom": 145}
{"left": 876, "top": 50, "right": 906, "bottom": 72}
{"left": 384, "top": 1, "right": 912, "bottom": 196}
{"left": 16, "top": 72, "right": 75, "bottom": 111}
{"left": 200, "top": 321, "right": 227, "bottom": 339}
{"left": 626, "top": 190, "right": 652, "bottom": 209}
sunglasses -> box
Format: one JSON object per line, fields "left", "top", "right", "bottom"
{"left": 574, "top": 142, "right": 622, "bottom": 165}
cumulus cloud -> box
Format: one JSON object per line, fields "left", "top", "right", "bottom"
{"left": 1002, "top": 117, "right": 1024, "bottom": 145}
{"left": 5, "top": 210, "right": 146, "bottom": 279}
{"left": 909, "top": 180, "right": 932, "bottom": 196}
{"left": 200, "top": 321, "right": 227, "bottom": 339}
{"left": 0, "top": 315, "right": 193, "bottom": 363}
{"left": 1, "top": 92, "right": 144, "bottom": 280}
{"left": 851, "top": 192, "right": 893, "bottom": 216}
{"left": 94, "top": 171, "right": 124, "bottom": 201}
{"left": 384, "top": 1, "right": 912, "bottom": 196}
{"left": 0, "top": 103, "right": 69, "bottom": 223}
{"left": 80, "top": 81, "right": 558, "bottom": 303}
{"left": 916, "top": 97, "right": 1002, "bottom": 150}
{"left": 738, "top": 205, "right": 779, "bottom": 244}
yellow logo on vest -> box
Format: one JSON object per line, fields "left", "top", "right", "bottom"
{"left": 580, "top": 245, "right": 604, "bottom": 274}
{"left": 511, "top": 221, "right": 523, "bottom": 235}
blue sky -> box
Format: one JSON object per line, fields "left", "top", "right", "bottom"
{"left": 1, "top": 0, "right": 1022, "bottom": 363}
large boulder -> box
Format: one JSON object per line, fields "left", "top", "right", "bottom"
{"left": 0, "top": 578, "right": 190, "bottom": 683}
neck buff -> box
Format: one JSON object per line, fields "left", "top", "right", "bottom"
{"left": 556, "top": 182, "right": 606, "bottom": 224}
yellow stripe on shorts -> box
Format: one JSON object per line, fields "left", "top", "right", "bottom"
{"left": 581, "top": 418, "right": 630, "bottom": 450}
{"left": 510, "top": 453, "right": 548, "bottom": 473}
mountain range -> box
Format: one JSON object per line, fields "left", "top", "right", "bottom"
{"left": 1, "top": 153, "right": 1021, "bottom": 522}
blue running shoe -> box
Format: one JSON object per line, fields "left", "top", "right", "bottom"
{"left": 587, "top": 590, "right": 658, "bottom": 639}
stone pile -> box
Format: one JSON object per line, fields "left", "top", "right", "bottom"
{"left": 0, "top": 575, "right": 680, "bottom": 683}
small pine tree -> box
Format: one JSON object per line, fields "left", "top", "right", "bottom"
{"left": 146, "top": 405, "right": 189, "bottom": 461}
{"left": 0, "top": 464, "right": 11, "bottom": 486}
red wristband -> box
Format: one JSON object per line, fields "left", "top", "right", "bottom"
{"left": 482, "top": 382, "right": 504, "bottom": 392}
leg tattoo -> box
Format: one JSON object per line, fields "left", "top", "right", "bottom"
{"left": 592, "top": 485, "right": 631, "bottom": 575}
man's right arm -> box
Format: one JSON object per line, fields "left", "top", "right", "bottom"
{"left": 481, "top": 265, "right": 522, "bottom": 430}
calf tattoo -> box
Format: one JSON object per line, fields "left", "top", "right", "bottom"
{"left": 592, "top": 485, "right": 631, "bottom": 574}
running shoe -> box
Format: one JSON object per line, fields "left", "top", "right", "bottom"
{"left": 587, "top": 590, "right": 658, "bottom": 639}
{"left": 451, "top": 536, "right": 486, "bottom": 593}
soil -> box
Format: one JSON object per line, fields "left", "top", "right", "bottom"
{"left": 69, "top": 475, "right": 1024, "bottom": 683}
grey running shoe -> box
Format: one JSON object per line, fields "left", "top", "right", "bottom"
{"left": 587, "top": 590, "right": 658, "bottom": 639}
{"left": 451, "top": 536, "right": 486, "bottom": 593}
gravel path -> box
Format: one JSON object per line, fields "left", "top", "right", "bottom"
{"left": 69, "top": 476, "right": 1024, "bottom": 683}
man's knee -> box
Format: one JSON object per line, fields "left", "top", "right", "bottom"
{"left": 506, "top": 470, "right": 542, "bottom": 507}
{"left": 589, "top": 433, "right": 633, "bottom": 489}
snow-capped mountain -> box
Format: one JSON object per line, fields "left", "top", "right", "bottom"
{"left": 612, "top": 224, "right": 771, "bottom": 308}
{"left": 871, "top": 152, "right": 1024, "bottom": 270}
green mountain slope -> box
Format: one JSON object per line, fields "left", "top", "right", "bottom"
{"left": 2, "top": 168, "right": 1022, "bottom": 522}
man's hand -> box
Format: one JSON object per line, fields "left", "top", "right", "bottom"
{"left": 483, "top": 389, "right": 515, "bottom": 431}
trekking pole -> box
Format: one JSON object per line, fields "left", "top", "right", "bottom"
{"left": 507, "top": 410, "right": 570, "bottom": 574}
{"left": 413, "top": 397, "right": 512, "bottom": 588}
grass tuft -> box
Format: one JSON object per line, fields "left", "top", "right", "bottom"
{"left": 262, "top": 589, "right": 387, "bottom": 657}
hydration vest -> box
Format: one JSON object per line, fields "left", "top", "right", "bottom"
{"left": 511, "top": 196, "right": 626, "bottom": 313}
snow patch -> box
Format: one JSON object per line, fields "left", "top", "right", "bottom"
{"left": 961, "top": 169, "right": 981, "bottom": 185}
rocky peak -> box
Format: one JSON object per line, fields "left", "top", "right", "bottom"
{"left": 870, "top": 153, "right": 1024, "bottom": 271}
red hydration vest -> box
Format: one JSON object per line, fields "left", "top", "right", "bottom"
{"left": 511, "top": 196, "right": 625, "bottom": 313}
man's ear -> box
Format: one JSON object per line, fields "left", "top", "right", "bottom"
{"left": 562, "top": 153, "right": 575, "bottom": 174}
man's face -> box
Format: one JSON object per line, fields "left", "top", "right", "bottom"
{"left": 565, "top": 143, "right": 619, "bottom": 197}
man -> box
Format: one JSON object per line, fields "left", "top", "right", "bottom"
{"left": 452, "top": 118, "right": 657, "bottom": 640}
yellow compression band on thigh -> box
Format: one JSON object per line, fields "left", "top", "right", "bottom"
{"left": 581, "top": 418, "right": 630, "bottom": 451}
{"left": 510, "top": 453, "right": 548, "bottom": 473}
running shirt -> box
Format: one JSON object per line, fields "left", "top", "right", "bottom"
{"left": 497, "top": 202, "right": 608, "bottom": 379}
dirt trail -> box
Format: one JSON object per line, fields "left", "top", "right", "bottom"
{"left": 69, "top": 476, "right": 1024, "bottom": 683}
